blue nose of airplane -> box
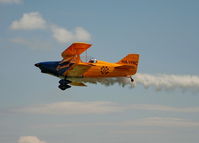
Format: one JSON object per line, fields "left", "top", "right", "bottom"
{"left": 34, "top": 62, "right": 51, "bottom": 70}
{"left": 35, "top": 62, "right": 47, "bottom": 73}
{"left": 34, "top": 61, "right": 60, "bottom": 76}
{"left": 35, "top": 63, "right": 40, "bottom": 67}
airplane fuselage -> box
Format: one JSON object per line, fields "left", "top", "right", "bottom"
{"left": 35, "top": 60, "right": 137, "bottom": 78}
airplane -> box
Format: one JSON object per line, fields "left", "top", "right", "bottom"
{"left": 35, "top": 42, "right": 139, "bottom": 90}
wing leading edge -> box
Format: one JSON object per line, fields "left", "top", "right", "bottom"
{"left": 61, "top": 42, "right": 92, "bottom": 59}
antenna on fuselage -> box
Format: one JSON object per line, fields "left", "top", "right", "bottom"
{"left": 85, "top": 49, "right": 88, "bottom": 62}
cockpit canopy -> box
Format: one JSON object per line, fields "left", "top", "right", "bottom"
{"left": 88, "top": 58, "right": 97, "bottom": 63}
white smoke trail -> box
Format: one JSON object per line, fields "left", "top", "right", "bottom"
{"left": 78, "top": 77, "right": 132, "bottom": 87}
{"left": 135, "top": 73, "right": 199, "bottom": 92}
{"left": 74, "top": 73, "right": 199, "bottom": 92}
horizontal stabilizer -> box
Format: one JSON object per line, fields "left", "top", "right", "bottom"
{"left": 115, "top": 65, "right": 136, "bottom": 70}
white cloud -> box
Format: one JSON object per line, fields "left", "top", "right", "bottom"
{"left": 121, "top": 117, "right": 199, "bottom": 127}
{"left": 17, "top": 101, "right": 123, "bottom": 115}
{"left": 75, "top": 27, "right": 91, "bottom": 41}
{"left": 18, "top": 136, "right": 46, "bottom": 143}
{"left": 51, "top": 25, "right": 73, "bottom": 43}
{"left": 0, "top": 0, "right": 22, "bottom": 4}
{"left": 10, "top": 12, "right": 91, "bottom": 43}
{"left": 10, "top": 12, "right": 46, "bottom": 30}
{"left": 15, "top": 101, "right": 199, "bottom": 115}
{"left": 111, "top": 129, "right": 165, "bottom": 135}
{"left": 51, "top": 25, "right": 91, "bottom": 43}
{"left": 127, "top": 104, "right": 199, "bottom": 113}
{"left": 16, "top": 102, "right": 199, "bottom": 129}
{"left": 34, "top": 117, "right": 199, "bottom": 129}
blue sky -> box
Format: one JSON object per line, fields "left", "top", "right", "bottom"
{"left": 0, "top": 0, "right": 199, "bottom": 143}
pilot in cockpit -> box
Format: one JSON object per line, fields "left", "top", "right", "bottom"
{"left": 88, "top": 58, "right": 97, "bottom": 63}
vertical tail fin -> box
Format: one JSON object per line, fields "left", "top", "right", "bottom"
{"left": 116, "top": 54, "right": 139, "bottom": 75}
{"left": 117, "top": 54, "right": 139, "bottom": 65}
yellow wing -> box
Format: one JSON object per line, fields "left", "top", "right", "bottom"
{"left": 66, "top": 63, "right": 94, "bottom": 77}
{"left": 61, "top": 42, "right": 92, "bottom": 59}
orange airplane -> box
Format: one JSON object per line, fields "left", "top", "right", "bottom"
{"left": 35, "top": 42, "right": 139, "bottom": 90}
